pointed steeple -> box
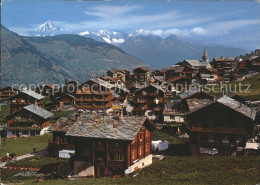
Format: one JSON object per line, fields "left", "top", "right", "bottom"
{"left": 202, "top": 46, "right": 209, "bottom": 63}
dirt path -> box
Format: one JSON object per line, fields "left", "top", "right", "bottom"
{"left": 0, "top": 150, "right": 48, "bottom": 168}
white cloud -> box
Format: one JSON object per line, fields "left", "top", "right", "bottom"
{"left": 84, "top": 5, "right": 140, "bottom": 18}
{"left": 192, "top": 27, "right": 208, "bottom": 35}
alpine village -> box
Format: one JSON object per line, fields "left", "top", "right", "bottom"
{"left": 1, "top": 43, "right": 260, "bottom": 184}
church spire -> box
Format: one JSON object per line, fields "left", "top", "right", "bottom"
{"left": 202, "top": 46, "right": 209, "bottom": 63}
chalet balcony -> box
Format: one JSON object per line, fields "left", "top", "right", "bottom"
{"left": 76, "top": 91, "right": 111, "bottom": 95}
{"left": 8, "top": 126, "right": 41, "bottom": 131}
{"left": 142, "top": 92, "right": 158, "bottom": 96}
{"left": 76, "top": 94, "right": 114, "bottom": 102}
{"left": 153, "top": 107, "right": 163, "bottom": 111}
{"left": 134, "top": 100, "right": 148, "bottom": 104}
{"left": 191, "top": 126, "right": 246, "bottom": 134}
{"left": 76, "top": 104, "right": 111, "bottom": 109}
{"left": 48, "top": 140, "right": 75, "bottom": 150}
{"left": 108, "top": 160, "right": 125, "bottom": 169}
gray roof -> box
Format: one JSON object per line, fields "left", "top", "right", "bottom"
{"left": 179, "top": 87, "right": 200, "bottom": 99}
{"left": 213, "top": 57, "right": 235, "bottom": 62}
{"left": 23, "top": 104, "right": 54, "bottom": 119}
{"left": 21, "top": 89, "right": 44, "bottom": 100}
{"left": 186, "top": 99, "right": 212, "bottom": 112}
{"left": 217, "top": 96, "right": 256, "bottom": 120}
{"left": 184, "top": 60, "right": 209, "bottom": 67}
{"left": 89, "top": 78, "right": 129, "bottom": 93}
{"left": 66, "top": 113, "right": 153, "bottom": 141}
{"left": 49, "top": 116, "right": 75, "bottom": 132}
{"left": 153, "top": 76, "right": 165, "bottom": 82}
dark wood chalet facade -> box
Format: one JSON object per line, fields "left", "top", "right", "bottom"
{"left": 48, "top": 116, "right": 76, "bottom": 155}
{"left": 64, "top": 113, "right": 156, "bottom": 177}
{"left": 35, "top": 84, "right": 58, "bottom": 97}
{"left": 186, "top": 96, "right": 256, "bottom": 156}
{"left": 133, "top": 67, "right": 149, "bottom": 83}
{"left": 75, "top": 78, "right": 129, "bottom": 113}
{"left": 0, "top": 86, "right": 19, "bottom": 103}
{"left": 211, "top": 57, "right": 235, "bottom": 83}
{"left": 6, "top": 104, "right": 53, "bottom": 137}
{"left": 55, "top": 94, "right": 75, "bottom": 107}
{"left": 133, "top": 84, "right": 165, "bottom": 122}
{"left": 9, "top": 89, "right": 44, "bottom": 113}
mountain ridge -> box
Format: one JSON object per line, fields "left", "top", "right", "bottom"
{"left": 1, "top": 25, "right": 152, "bottom": 87}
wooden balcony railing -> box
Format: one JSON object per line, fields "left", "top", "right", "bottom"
{"left": 191, "top": 126, "right": 246, "bottom": 134}
{"left": 76, "top": 91, "right": 111, "bottom": 95}
{"left": 108, "top": 160, "right": 124, "bottom": 168}
{"left": 134, "top": 100, "right": 148, "bottom": 104}
{"left": 76, "top": 104, "right": 112, "bottom": 109}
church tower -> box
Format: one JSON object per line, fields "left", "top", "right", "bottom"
{"left": 202, "top": 47, "right": 209, "bottom": 63}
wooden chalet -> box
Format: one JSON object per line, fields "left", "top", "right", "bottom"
{"left": 48, "top": 116, "right": 76, "bottom": 155}
{"left": 133, "top": 67, "right": 150, "bottom": 83}
{"left": 35, "top": 84, "right": 58, "bottom": 97}
{"left": 107, "top": 69, "right": 131, "bottom": 85}
{"left": 251, "top": 56, "right": 260, "bottom": 72}
{"left": 9, "top": 89, "right": 44, "bottom": 113}
{"left": 179, "top": 88, "right": 214, "bottom": 100}
{"left": 186, "top": 96, "right": 256, "bottom": 156}
{"left": 151, "top": 69, "right": 164, "bottom": 77}
{"left": 100, "top": 76, "right": 124, "bottom": 87}
{"left": 211, "top": 57, "right": 236, "bottom": 83}
{"left": 179, "top": 89, "right": 214, "bottom": 112}
{"left": 180, "top": 60, "right": 210, "bottom": 69}
{"left": 0, "top": 86, "right": 19, "bottom": 103}
{"left": 75, "top": 78, "right": 129, "bottom": 113}
{"left": 133, "top": 84, "right": 165, "bottom": 122}
{"left": 165, "top": 76, "right": 190, "bottom": 92}
{"left": 55, "top": 94, "right": 75, "bottom": 107}
{"left": 6, "top": 104, "right": 53, "bottom": 137}
{"left": 161, "top": 66, "right": 194, "bottom": 81}
{"left": 65, "top": 112, "right": 156, "bottom": 177}
{"left": 163, "top": 100, "right": 185, "bottom": 124}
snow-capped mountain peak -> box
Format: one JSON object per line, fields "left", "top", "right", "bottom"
{"left": 35, "top": 20, "right": 60, "bottom": 32}
{"left": 78, "top": 29, "right": 127, "bottom": 46}
{"left": 79, "top": 30, "right": 90, "bottom": 36}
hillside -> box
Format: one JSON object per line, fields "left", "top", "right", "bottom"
{"left": 119, "top": 35, "right": 247, "bottom": 68}
{"left": 1, "top": 26, "right": 76, "bottom": 87}
{"left": 209, "top": 73, "right": 260, "bottom": 100}
{"left": 1, "top": 26, "right": 151, "bottom": 87}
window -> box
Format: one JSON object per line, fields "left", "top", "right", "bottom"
{"left": 132, "top": 150, "right": 135, "bottom": 160}
{"left": 139, "top": 146, "right": 142, "bottom": 155}
{"left": 21, "top": 99, "right": 25, "bottom": 103}
{"left": 12, "top": 99, "right": 16, "bottom": 103}
{"left": 146, "top": 143, "right": 149, "bottom": 152}
{"left": 110, "top": 153, "right": 124, "bottom": 161}
{"left": 12, "top": 131, "right": 15, "bottom": 135}
{"left": 145, "top": 130, "right": 149, "bottom": 138}
{"left": 139, "top": 131, "right": 143, "bottom": 141}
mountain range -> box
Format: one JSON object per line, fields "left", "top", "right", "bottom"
{"left": 1, "top": 25, "right": 151, "bottom": 87}
{"left": 119, "top": 35, "right": 248, "bottom": 68}
{"left": 2, "top": 21, "right": 249, "bottom": 87}
{"left": 31, "top": 21, "right": 248, "bottom": 68}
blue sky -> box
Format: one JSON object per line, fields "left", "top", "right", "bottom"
{"left": 2, "top": 0, "right": 260, "bottom": 50}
